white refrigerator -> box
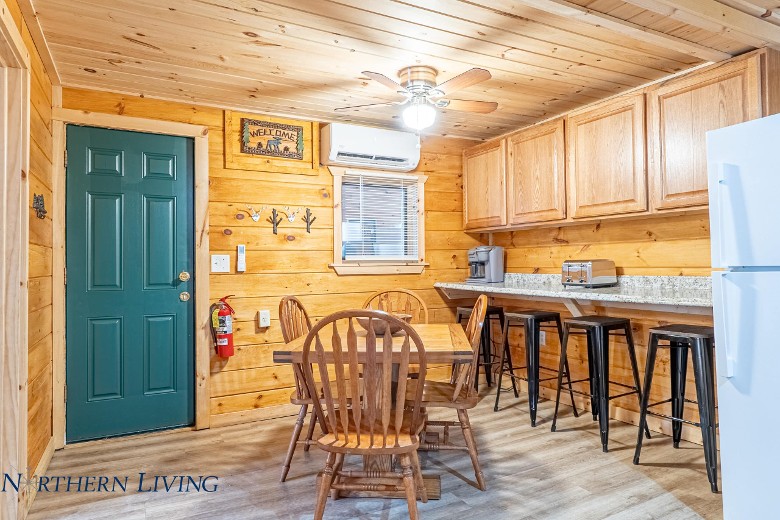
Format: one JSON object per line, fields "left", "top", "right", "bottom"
{"left": 707, "top": 114, "right": 780, "bottom": 519}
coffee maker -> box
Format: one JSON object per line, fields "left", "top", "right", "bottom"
{"left": 466, "top": 246, "right": 504, "bottom": 284}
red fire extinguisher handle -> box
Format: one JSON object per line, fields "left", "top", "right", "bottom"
{"left": 219, "top": 295, "right": 236, "bottom": 315}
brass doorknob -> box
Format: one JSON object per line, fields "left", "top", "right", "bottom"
{"left": 179, "top": 271, "right": 191, "bottom": 282}
{"left": 179, "top": 292, "right": 191, "bottom": 302}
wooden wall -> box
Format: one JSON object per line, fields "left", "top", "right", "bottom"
{"left": 487, "top": 213, "right": 714, "bottom": 442}
{"left": 5, "top": 0, "right": 55, "bottom": 475}
{"left": 61, "top": 87, "right": 478, "bottom": 426}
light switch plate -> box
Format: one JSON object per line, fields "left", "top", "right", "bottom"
{"left": 211, "top": 254, "right": 230, "bottom": 273}
{"left": 258, "top": 310, "right": 271, "bottom": 328}
{"left": 539, "top": 331, "right": 546, "bottom": 345}
{"left": 236, "top": 244, "right": 246, "bottom": 273}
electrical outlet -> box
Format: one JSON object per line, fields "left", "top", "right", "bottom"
{"left": 210, "top": 254, "right": 230, "bottom": 273}
{"left": 258, "top": 310, "right": 271, "bottom": 328}
{"left": 539, "top": 331, "right": 546, "bottom": 345}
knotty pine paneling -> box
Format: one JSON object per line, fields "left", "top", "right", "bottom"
{"left": 487, "top": 212, "right": 714, "bottom": 443}
{"left": 62, "top": 87, "right": 477, "bottom": 425}
{"left": 6, "top": 0, "right": 55, "bottom": 472}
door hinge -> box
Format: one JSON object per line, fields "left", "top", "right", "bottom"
{"left": 64, "top": 267, "right": 67, "bottom": 285}
{"left": 64, "top": 149, "right": 68, "bottom": 168}
{"left": 64, "top": 385, "right": 67, "bottom": 403}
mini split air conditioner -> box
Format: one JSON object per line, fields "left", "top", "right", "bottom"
{"left": 320, "top": 123, "right": 420, "bottom": 172}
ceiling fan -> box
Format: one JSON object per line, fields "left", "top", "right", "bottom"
{"left": 335, "top": 66, "right": 498, "bottom": 131}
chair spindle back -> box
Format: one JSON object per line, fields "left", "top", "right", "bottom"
{"left": 279, "top": 296, "right": 314, "bottom": 400}
{"left": 363, "top": 289, "right": 429, "bottom": 324}
{"left": 302, "top": 310, "right": 426, "bottom": 449}
{"left": 452, "top": 294, "right": 488, "bottom": 400}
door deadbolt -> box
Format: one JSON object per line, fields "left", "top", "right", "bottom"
{"left": 179, "top": 271, "right": 191, "bottom": 282}
{"left": 179, "top": 292, "right": 191, "bottom": 302}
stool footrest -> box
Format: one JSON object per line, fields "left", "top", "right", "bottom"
{"left": 644, "top": 410, "right": 702, "bottom": 428}
{"left": 608, "top": 389, "right": 640, "bottom": 400}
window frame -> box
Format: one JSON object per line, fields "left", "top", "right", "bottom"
{"left": 329, "top": 167, "right": 428, "bottom": 275}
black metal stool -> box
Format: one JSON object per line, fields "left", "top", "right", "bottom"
{"left": 551, "top": 315, "right": 651, "bottom": 452}
{"left": 456, "top": 305, "right": 504, "bottom": 388}
{"left": 493, "top": 310, "right": 579, "bottom": 426}
{"left": 633, "top": 324, "right": 718, "bottom": 493}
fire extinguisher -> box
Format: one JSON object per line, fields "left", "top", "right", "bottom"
{"left": 210, "top": 295, "right": 236, "bottom": 358}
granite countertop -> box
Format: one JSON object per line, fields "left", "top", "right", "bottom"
{"left": 435, "top": 274, "right": 713, "bottom": 308}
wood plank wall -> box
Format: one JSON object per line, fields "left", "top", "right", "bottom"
{"left": 61, "top": 87, "right": 478, "bottom": 426}
{"left": 5, "top": 0, "right": 55, "bottom": 474}
{"left": 486, "top": 213, "right": 714, "bottom": 443}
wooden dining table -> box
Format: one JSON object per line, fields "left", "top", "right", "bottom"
{"left": 272, "top": 322, "right": 473, "bottom": 500}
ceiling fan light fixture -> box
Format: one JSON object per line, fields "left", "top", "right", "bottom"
{"left": 402, "top": 102, "right": 436, "bottom": 131}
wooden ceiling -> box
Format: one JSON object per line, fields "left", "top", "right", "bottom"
{"left": 24, "top": 0, "right": 780, "bottom": 139}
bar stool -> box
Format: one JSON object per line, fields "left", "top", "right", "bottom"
{"left": 493, "top": 310, "right": 579, "bottom": 427}
{"left": 551, "top": 315, "right": 651, "bottom": 452}
{"left": 633, "top": 324, "right": 718, "bottom": 493}
{"left": 456, "top": 305, "right": 504, "bottom": 389}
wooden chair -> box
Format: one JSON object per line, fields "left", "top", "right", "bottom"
{"left": 302, "top": 309, "right": 428, "bottom": 520}
{"left": 408, "top": 294, "right": 489, "bottom": 491}
{"left": 279, "top": 296, "right": 316, "bottom": 483}
{"left": 363, "top": 289, "right": 429, "bottom": 324}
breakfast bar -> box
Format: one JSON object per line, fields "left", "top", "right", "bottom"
{"left": 435, "top": 274, "right": 713, "bottom": 316}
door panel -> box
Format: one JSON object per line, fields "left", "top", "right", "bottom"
{"left": 707, "top": 114, "right": 780, "bottom": 268}
{"left": 567, "top": 93, "right": 647, "bottom": 219}
{"left": 67, "top": 125, "right": 194, "bottom": 442}
{"left": 649, "top": 56, "right": 761, "bottom": 211}
{"left": 506, "top": 118, "right": 566, "bottom": 224}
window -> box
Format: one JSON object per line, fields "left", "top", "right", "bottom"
{"left": 331, "top": 168, "right": 427, "bottom": 274}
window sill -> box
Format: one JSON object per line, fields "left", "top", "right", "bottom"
{"left": 330, "top": 262, "right": 428, "bottom": 275}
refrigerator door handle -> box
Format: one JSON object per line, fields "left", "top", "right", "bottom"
{"left": 715, "top": 163, "right": 738, "bottom": 269}
{"left": 716, "top": 273, "right": 736, "bottom": 379}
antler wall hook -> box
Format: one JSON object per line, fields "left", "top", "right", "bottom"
{"left": 282, "top": 206, "right": 302, "bottom": 223}
{"left": 268, "top": 208, "right": 284, "bottom": 234}
{"left": 246, "top": 204, "right": 266, "bottom": 222}
{"left": 302, "top": 208, "right": 316, "bottom": 233}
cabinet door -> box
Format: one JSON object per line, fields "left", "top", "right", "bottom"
{"left": 566, "top": 93, "right": 647, "bottom": 219}
{"left": 463, "top": 140, "right": 506, "bottom": 230}
{"left": 648, "top": 56, "right": 761, "bottom": 211}
{"left": 506, "top": 119, "right": 566, "bottom": 225}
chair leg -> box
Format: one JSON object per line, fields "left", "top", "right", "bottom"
{"left": 280, "top": 404, "right": 308, "bottom": 482}
{"left": 458, "top": 409, "right": 486, "bottom": 491}
{"left": 304, "top": 409, "right": 318, "bottom": 452}
{"left": 556, "top": 316, "right": 579, "bottom": 418}
{"left": 314, "top": 452, "right": 336, "bottom": 520}
{"left": 634, "top": 333, "right": 659, "bottom": 465}
{"left": 330, "top": 453, "right": 345, "bottom": 500}
{"left": 592, "top": 328, "right": 611, "bottom": 453}
{"left": 494, "top": 319, "right": 510, "bottom": 412}
{"left": 526, "top": 318, "right": 541, "bottom": 427}
{"left": 551, "top": 324, "right": 570, "bottom": 433}
{"left": 691, "top": 338, "right": 719, "bottom": 493}
{"left": 482, "top": 316, "right": 493, "bottom": 387}
{"left": 400, "top": 453, "right": 420, "bottom": 520}
{"left": 669, "top": 341, "right": 689, "bottom": 448}
{"left": 625, "top": 324, "right": 651, "bottom": 440}
{"left": 411, "top": 449, "right": 428, "bottom": 503}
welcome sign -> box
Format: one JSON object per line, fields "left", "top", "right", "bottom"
{"left": 240, "top": 118, "right": 304, "bottom": 160}
{"left": 224, "top": 111, "right": 318, "bottom": 174}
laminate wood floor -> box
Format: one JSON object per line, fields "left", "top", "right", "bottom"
{"left": 28, "top": 392, "right": 723, "bottom": 519}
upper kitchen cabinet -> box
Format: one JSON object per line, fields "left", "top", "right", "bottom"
{"left": 647, "top": 55, "right": 762, "bottom": 211}
{"left": 566, "top": 93, "right": 647, "bottom": 219}
{"left": 506, "top": 119, "right": 566, "bottom": 225}
{"left": 463, "top": 139, "right": 507, "bottom": 230}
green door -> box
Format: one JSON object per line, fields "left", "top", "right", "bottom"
{"left": 66, "top": 125, "right": 194, "bottom": 442}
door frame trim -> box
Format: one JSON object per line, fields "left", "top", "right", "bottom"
{"left": 0, "top": 4, "right": 31, "bottom": 518}
{"left": 52, "top": 105, "right": 211, "bottom": 447}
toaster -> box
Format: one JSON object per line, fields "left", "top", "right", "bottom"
{"left": 562, "top": 259, "right": 617, "bottom": 288}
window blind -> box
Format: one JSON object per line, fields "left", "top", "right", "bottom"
{"left": 341, "top": 173, "right": 420, "bottom": 261}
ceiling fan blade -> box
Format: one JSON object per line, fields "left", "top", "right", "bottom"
{"left": 435, "top": 68, "right": 491, "bottom": 96}
{"left": 440, "top": 99, "right": 498, "bottom": 114}
{"left": 362, "top": 71, "right": 406, "bottom": 93}
{"left": 334, "top": 100, "right": 405, "bottom": 112}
